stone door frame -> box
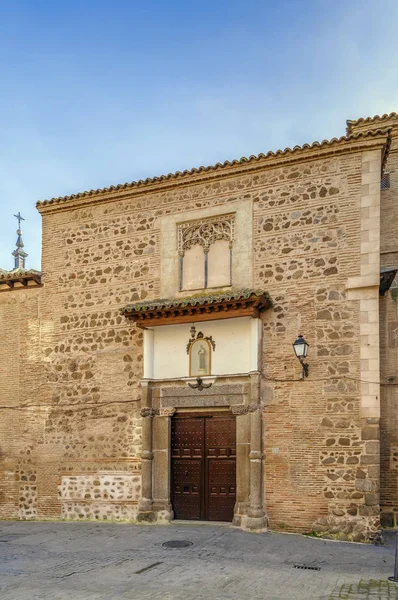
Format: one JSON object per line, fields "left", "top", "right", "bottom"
{"left": 137, "top": 372, "right": 267, "bottom": 531}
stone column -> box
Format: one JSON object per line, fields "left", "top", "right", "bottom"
{"left": 246, "top": 405, "right": 267, "bottom": 530}
{"left": 137, "top": 406, "right": 155, "bottom": 521}
{"left": 232, "top": 410, "right": 250, "bottom": 527}
{"left": 137, "top": 381, "right": 156, "bottom": 522}
{"left": 152, "top": 408, "right": 175, "bottom": 523}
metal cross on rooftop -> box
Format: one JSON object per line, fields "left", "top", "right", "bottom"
{"left": 12, "top": 212, "right": 28, "bottom": 269}
{"left": 14, "top": 212, "right": 25, "bottom": 229}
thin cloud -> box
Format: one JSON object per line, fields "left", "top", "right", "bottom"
{"left": 0, "top": 0, "right": 397, "bottom": 270}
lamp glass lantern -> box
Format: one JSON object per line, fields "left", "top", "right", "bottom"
{"left": 292, "top": 335, "right": 309, "bottom": 377}
{"left": 292, "top": 335, "right": 309, "bottom": 358}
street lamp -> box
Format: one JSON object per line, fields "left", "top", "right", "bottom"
{"left": 292, "top": 335, "right": 309, "bottom": 378}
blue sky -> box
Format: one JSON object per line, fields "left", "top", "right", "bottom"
{"left": 1, "top": 0, "right": 397, "bottom": 270}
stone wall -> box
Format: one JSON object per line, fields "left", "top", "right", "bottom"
{"left": 379, "top": 133, "right": 398, "bottom": 527}
{"left": 254, "top": 149, "right": 384, "bottom": 541}
{"left": 0, "top": 126, "right": 390, "bottom": 540}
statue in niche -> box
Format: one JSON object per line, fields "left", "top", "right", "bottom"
{"left": 198, "top": 345, "right": 206, "bottom": 372}
{"left": 189, "top": 338, "right": 211, "bottom": 377}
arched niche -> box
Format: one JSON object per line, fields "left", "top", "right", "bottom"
{"left": 189, "top": 338, "right": 212, "bottom": 377}
{"left": 207, "top": 239, "right": 231, "bottom": 288}
{"left": 181, "top": 244, "right": 204, "bottom": 290}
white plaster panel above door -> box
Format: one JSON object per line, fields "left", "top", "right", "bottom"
{"left": 143, "top": 317, "right": 262, "bottom": 379}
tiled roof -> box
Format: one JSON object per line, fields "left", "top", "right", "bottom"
{"left": 0, "top": 268, "right": 42, "bottom": 288}
{"left": 121, "top": 288, "right": 271, "bottom": 314}
{"left": 121, "top": 288, "right": 272, "bottom": 327}
{"left": 346, "top": 112, "right": 398, "bottom": 134}
{"left": 36, "top": 128, "right": 390, "bottom": 210}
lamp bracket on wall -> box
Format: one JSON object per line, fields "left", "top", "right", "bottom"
{"left": 298, "top": 358, "right": 309, "bottom": 378}
{"left": 188, "top": 377, "right": 213, "bottom": 391}
{"left": 186, "top": 326, "right": 216, "bottom": 354}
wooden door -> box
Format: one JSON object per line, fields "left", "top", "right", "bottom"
{"left": 171, "top": 414, "right": 236, "bottom": 522}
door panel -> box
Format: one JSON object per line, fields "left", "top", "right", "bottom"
{"left": 171, "top": 414, "right": 236, "bottom": 522}
{"left": 171, "top": 417, "right": 204, "bottom": 520}
{"left": 208, "top": 460, "right": 236, "bottom": 522}
{"left": 205, "top": 416, "right": 236, "bottom": 522}
{"left": 205, "top": 417, "right": 236, "bottom": 456}
{"left": 172, "top": 459, "right": 202, "bottom": 519}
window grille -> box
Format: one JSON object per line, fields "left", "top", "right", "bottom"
{"left": 381, "top": 172, "right": 390, "bottom": 189}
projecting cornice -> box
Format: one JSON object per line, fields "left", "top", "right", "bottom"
{"left": 0, "top": 268, "right": 42, "bottom": 291}
{"left": 346, "top": 112, "right": 398, "bottom": 135}
{"left": 121, "top": 288, "right": 272, "bottom": 328}
{"left": 36, "top": 128, "right": 391, "bottom": 214}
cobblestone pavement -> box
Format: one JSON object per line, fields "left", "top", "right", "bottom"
{"left": 0, "top": 521, "right": 397, "bottom": 599}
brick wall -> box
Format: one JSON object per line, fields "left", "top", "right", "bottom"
{"left": 0, "top": 288, "right": 45, "bottom": 519}
{"left": 0, "top": 125, "right": 390, "bottom": 540}
{"left": 252, "top": 151, "right": 383, "bottom": 540}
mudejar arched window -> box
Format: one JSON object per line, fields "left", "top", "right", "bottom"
{"left": 177, "top": 214, "right": 235, "bottom": 291}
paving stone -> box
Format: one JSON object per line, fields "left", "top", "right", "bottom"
{"left": 0, "top": 521, "right": 397, "bottom": 599}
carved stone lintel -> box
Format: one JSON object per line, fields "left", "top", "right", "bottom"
{"left": 248, "top": 403, "right": 265, "bottom": 413}
{"left": 231, "top": 405, "right": 250, "bottom": 415}
{"left": 231, "top": 404, "right": 265, "bottom": 415}
{"left": 140, "top": 407, "right": 159, "bottom": 418}
{"left": 159, "top": 407, "right": 176, "bottom": 417}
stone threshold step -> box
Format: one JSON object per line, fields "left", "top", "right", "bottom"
{"left": 172, "top": 519, "right": 232, "bottom": 527}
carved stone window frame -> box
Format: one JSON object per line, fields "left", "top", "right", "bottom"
{"left": 159, "top": 199, "right": 253, "bottom": 299}
{"left": 177, "top": 214, "right": 235, "bottom": 290}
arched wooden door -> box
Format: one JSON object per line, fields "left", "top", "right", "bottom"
{"left": 171, "top": 413, "right": 236, "bottom": 521}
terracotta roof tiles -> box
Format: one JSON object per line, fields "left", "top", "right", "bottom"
{"left": 346, "top": 112, "right": 398, "bottom": 134}
{"left": 121, "top": 288, "right": 272, "bottom": 327}
{"left": 0, "top": 268, "right": 42, "bottom": 289}
{"left": 36, "top": 128, "right": 390, "bottom": 210}
{"left": 122, "top": 288, "right": 271, "bottom": 314}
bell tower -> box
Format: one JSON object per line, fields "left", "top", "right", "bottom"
{"left": 12, "top": 212, "right": 28, "bottom": 269}
{"left": 0, "top": 212, "right": 41, "bottom": 290}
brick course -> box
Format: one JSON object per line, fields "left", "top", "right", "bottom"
{"left": 0, "top": 115, "right": 396, "bottom": 541}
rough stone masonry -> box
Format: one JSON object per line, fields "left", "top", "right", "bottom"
{"left": 1, "top": 112, "right": 398, "bottom": 542}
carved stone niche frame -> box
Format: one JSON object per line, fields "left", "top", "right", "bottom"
{"left": 186, "top": 329, "right": 216, "bottom": 354}
{"left": 189, "top": 338, "right": 212, "bottom": 377}
{"left": 137, "top": 373, "right": 267, "bottom": 532}
{"left": 187, "top": 329, "right": 216, "bottom": 377}
{"left": 159, "top": 199, "right": 254, "bottom": 298}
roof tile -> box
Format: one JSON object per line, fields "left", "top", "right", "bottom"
{"left": 36, "top": 128, "right": 390, "bottom": 210}
{"left": 121, "top": 288, "right": 271, "bottom": 315}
